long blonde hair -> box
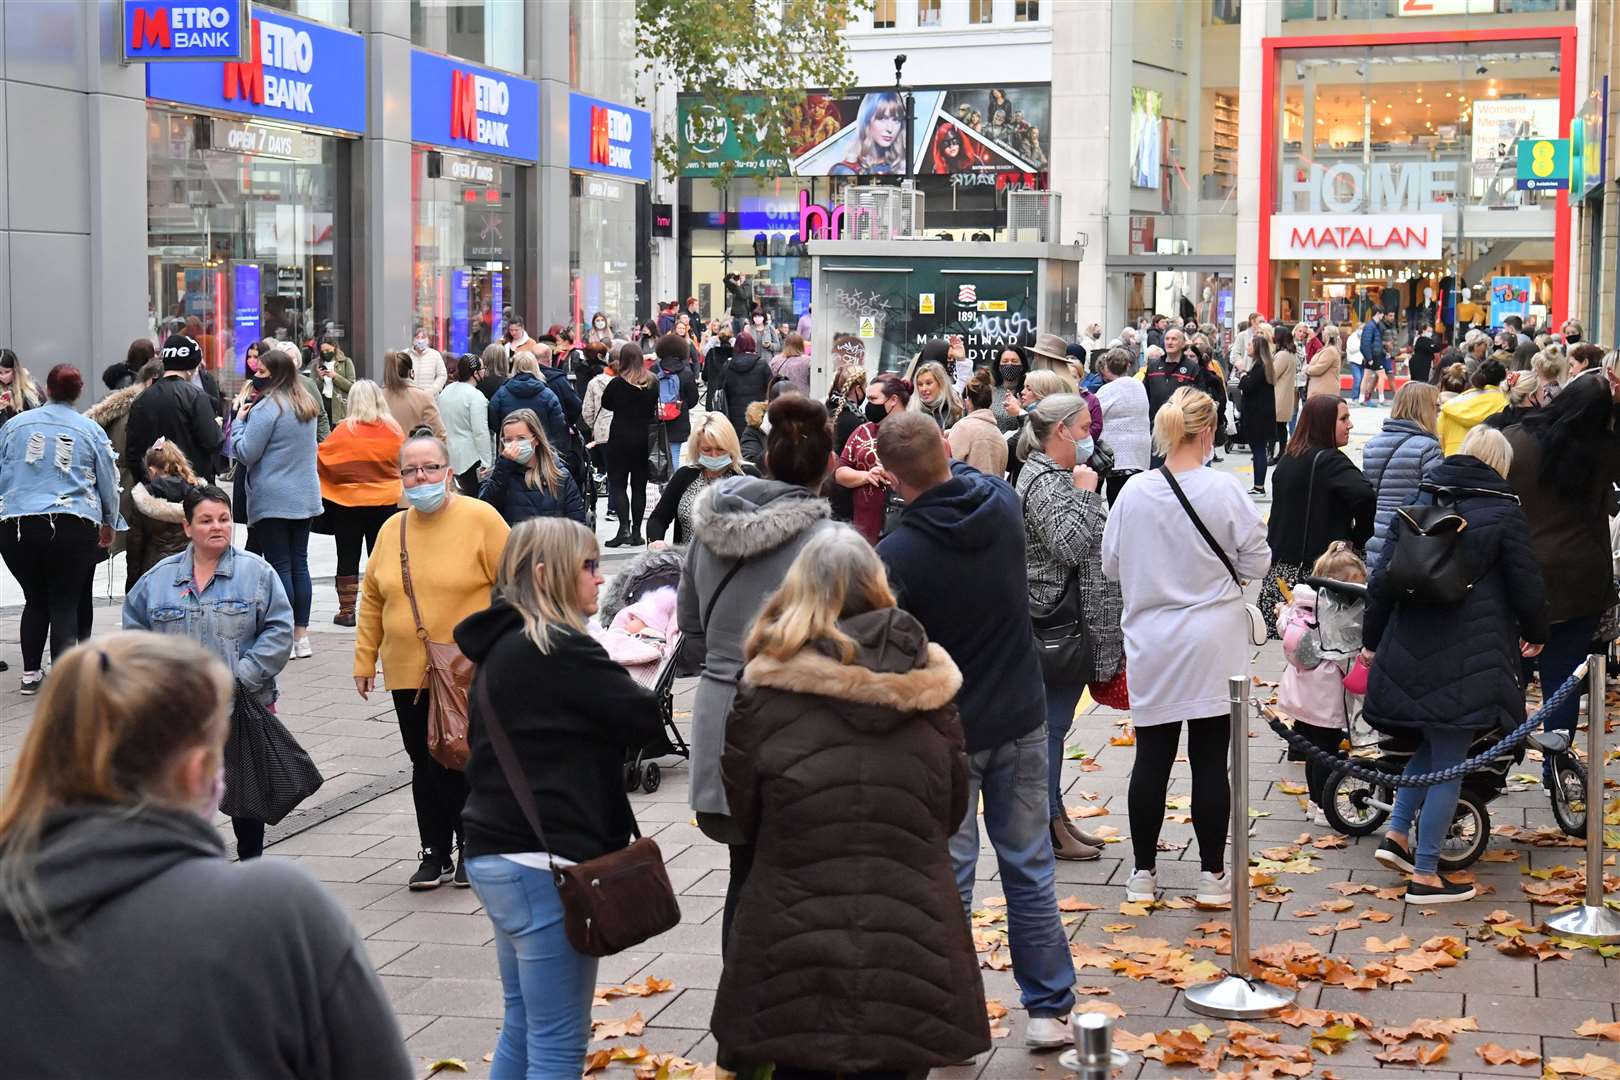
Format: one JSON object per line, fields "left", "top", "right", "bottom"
{"left": 495, "top": 518, "right": 598, "bottom": 655}
{"left": 1152, "top": 386, "right": 1218, "bottom": 458}
{"left": 342, "top": 379, "right": 401, "bottom": 433}
{"left": 0, "top": 633, "right": 233, "bottom": 940}
{"left": 500, "top": 409, "right": 565, "bottom": 497}
{"left": 1389, "top": 381, "right": 1440, "bottom": 434}
{"left": 909, "top": 360, "right": 964, "bottom": 425}
{"left": 259, "top": 346, "right": 321, "bottom": 423}
{"left": 745, "top": 526, "right": 897, "bottom": 664}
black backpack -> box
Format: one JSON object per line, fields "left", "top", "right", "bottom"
{"left": 1384, "top": 483, "right": 1518, "bottom": 605}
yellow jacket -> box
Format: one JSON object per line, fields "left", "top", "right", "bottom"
{"left": 354, "top": 495, "right": 510, "bottom": 688}
{"left": 1437, "top": 387, "right": 1507, "bottom": 456}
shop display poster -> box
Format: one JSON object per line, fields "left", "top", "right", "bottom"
{"left": 233, "top": 263, "right": 260, "bottom": 370}
{"left": 1489, "top": 276, "right": 1531, "bottom": 327}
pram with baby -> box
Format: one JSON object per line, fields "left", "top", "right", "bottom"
{"left": 595, "top": 547, "right": 690, "bottom": 794}
{"left": 1293, "top": 575, "right": 1527, "bottom": 869}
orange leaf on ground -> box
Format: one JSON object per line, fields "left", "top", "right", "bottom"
{"left": 1363, "top": 933, "right": 1411, "bottom": 953}
{"left": 1545, "top": 1054, "right": 1620, "bottom": 1079}
{"left": 985, "top": 999, "right": 1008, "bottom": 1020}
{"left": 591, "top": 1011, "right": 646, "bottom": 1040}
{"left": 1057, "top": 895, "right": 1100, "bottom": 912}
{"left": 1577, "top": 1020, "right": 1620, "bottom": 1042}
{"left": 1477, "top": 1043, "right": 1541, "bottom": 1066}
{"left": 1076, "top": 1000, "right": 1125, "bottom": 1019}
{"left": 1374, "top": 1040, "right": 1450, "bottom": 1065}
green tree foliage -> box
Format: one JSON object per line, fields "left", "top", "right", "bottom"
{"left": 636, "top": 0, "right": 872, "bottom": 186}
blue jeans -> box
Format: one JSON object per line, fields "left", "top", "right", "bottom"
{"left": 256, "top": 516, "right": 312, "bottom": 627}
{"left": 1044, "top": 681, "right": 1085, "bottom": 820}
{"left": 466, "top": 856, "right": 597, "bottom": 1080}
{"left": 1538, "top": 615, "right": 1599, "bottom": 737}
{"left": 669, "top": 441, "right": 683, "bottom": 471}
{"left": 1251, "top": 440, "right": 1268, "bottom": 489}
{"left": 1386, "top": 726, "right": 1473, "bottom": 875}
{"left": 950, "top": 727, "right": 1076, "bottom": 1018}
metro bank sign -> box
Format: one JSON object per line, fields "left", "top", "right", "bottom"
{"left": 569, "top": 93, "right": 652, "bottom": 182}
{"left": 412, "top": 50, "right": 539, "bottom": 163}
{"left": 123, "top": 1, "right": 248, "bottom": 62}
{"left": 145, "top": 7, "right": 365, "bottom": 134}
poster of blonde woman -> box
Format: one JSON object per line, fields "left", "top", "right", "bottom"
{"left": 1130, "top": 87, "right": 1162, "bottom": 189}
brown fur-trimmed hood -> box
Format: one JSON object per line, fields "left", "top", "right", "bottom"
{"left": 85, "top": 384, "right": 142, "bottom": 430}
{"left": 742, "top": 608, "right": 962, "bottom": 717}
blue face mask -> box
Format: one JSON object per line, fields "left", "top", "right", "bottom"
{"left": 511, "top": 441, "right": 534, "bottom": 465}
{"left": 1074, "top": 434, "right": 1095, "bottom": 462}
{"left": 698, "top": 453, "right": 733, "bottom": 471}
{"left": 404, "top": 479, "right": 447, "bottom": 514}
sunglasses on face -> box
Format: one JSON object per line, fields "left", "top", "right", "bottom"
{"left": 583, "top": 559, "right": 601, "bottom": 574}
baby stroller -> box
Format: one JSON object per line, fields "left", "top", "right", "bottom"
{"left": 1310, "top": 570, "right": 1524, "bottom": 870}
{"left": 595, "top": 547, "right": 690, "bottom": 794}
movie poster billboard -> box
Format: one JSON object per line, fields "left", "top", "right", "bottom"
{"left": 678, "top": 83, "right": 1050, "bottom": 179}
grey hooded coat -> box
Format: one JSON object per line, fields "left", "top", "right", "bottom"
{"left": 1360, "top": 417, "right": 1443, "bottom": 569}
{"left": 676, "top": 476, "right": 836, "bottom": 819}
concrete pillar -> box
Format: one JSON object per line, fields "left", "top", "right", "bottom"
{"left": 354, "top": 0, "right": 415, "bottom": 377}
{"left": 1049, "top": 0, "right": 1111, "bottom": 334}
{"left": 536, "top": 0, "right": 571, "bottom": 329}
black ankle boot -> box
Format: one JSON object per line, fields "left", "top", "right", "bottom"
{"left": 604, "top": 526, "right": 631, "bottom": 548}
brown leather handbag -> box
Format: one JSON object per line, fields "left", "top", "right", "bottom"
{"left": 399, "top": 510, "right": 474, "bottom": 771}
{"left": 474, "top": 676, "right": 680, "bottom": 957}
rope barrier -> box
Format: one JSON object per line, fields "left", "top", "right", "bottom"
{"left": 1262, "top": 664, "right": 1588, "bottom": 789}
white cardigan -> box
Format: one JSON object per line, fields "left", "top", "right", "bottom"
{"left": 1101, "top": 465, "right": 1271, "bottom": 726}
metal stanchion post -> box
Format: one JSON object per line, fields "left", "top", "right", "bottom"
{"left": 1544, "top": 653, "right": 1620, "bottom": 943}
{"left": 1060, "top": 1012, "right": 1129, "bottom": 1077}
{"left": 1186, "top": 675, "right": 1297, "bottom": 1019}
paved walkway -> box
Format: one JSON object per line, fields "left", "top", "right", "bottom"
{"left": 1, "top": 412, "right": 1615, "bottom": 1079}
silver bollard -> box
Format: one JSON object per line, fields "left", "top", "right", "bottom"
{"left": 1543, "top": 653, "right": 1620, "bottom": 943}
{"left": 1185, "top": 676, "right": 1297, "bottom": 1019}
{"left": 1059, "top": 1011, "right": 1128, "bottom": 1078}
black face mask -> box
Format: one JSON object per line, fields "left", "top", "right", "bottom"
{"left": 1000, "top": 364, "right": 1022, "bottom": 384}
{"left": 864, "top": 401, "right": 888, "bottom": 425}
{"left": 249, "top": 374, "right": 271, "bottom": 392}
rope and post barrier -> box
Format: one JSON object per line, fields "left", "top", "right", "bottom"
{"left": 1544, "top": 654, "right": 1620, "bottom": 943}
{"left": 1185, "top": 675, "right": 1297, "bottom": 1019}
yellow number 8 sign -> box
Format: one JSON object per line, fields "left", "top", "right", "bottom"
{"left": 1515, "top": 137, "right": 1569, "bottom": 190}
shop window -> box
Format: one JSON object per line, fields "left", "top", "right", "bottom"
{"left": 146, "top": 109, "right": 351, "bottom": 395}
{"left": 570, "top": 174, "right": 641, "bottom": 336}
{"left": 918, "top": 0, "right": 942, "bottom": 27}
{"left": 1014, "top": 0, "right": 1039, "bottom": 22}
{"left": 873, "top": 0, "right": 896, "bottom": 29}
{"left": 411, "top": 0, "right": 525, "bottom": 75}
{"left": 412, "top": 149, "right": 523, "bottom": 356}
{"left": 969, "top": 0, "right": 994, "bottom": 22}
{"left": 255, "top": 0, "right": 349, "bottom": 25}
{"left": 570, "top": 0, "right": 637, "bottom": 105}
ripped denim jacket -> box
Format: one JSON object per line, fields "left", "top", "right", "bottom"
{"left": 0, "top": 403, "right": 126, "bottom": 528}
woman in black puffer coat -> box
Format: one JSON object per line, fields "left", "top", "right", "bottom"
{"left": 479, "top": 408, "right": 586, "bottom": 525}
{"left": 714, "top": 526, "right": 989, "bottom": 1075}
{"left": 1360, "top": 426, "right": 1547, "bottom": 905}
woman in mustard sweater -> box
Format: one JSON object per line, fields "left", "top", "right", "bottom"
{"left": 354, "top": 434, "right": 510, "bottom": 889}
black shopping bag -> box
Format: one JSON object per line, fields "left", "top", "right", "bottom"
{"left": 219, "top": 681, "right": 324, "bottom": 825}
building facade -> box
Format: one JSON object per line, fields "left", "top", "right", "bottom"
{"left": 3, "top": 0, "right": 651, "bottom": 393}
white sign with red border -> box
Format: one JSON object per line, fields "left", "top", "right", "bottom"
{"left": 1270, "top": 214, "right": 1443, "bottom": 260}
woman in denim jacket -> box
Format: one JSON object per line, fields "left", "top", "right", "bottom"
{"left": 0, "top": 364, "right": 125, "bottom": 696}
{"left": 123, "top": 484, "right": 293, "bottom": 858}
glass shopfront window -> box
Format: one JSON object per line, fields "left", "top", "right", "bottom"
{"left": 1280, "top": 0, "right": 1571, "bottom": 24}
{"left": 256, "top": 0, "right": 349, "bottom": 26}
{"left": 411, "top": 0, "right": 524, "bottom": 74}
{"left": 570, "top": 173, "right": 641, "bottom": 335}
{"left": 146, "top": 108, "right": 352, "bottom": 395}
{"left": 412, "top": 149, "right": 524, "bottom": 356}
{"left": 570, "top": 0, "right": 636, "bottom": 104}
{"left": 1268, "top": 37, "right": 1566, "bottom": 339}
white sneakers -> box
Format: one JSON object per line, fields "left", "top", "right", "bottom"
{"left": 1124, "top": 869, "right": 1157, "bottom": 903}
{"left": 292, "top": 636, "right": 313, "bottom": 660}
{"left": 1125, "top": 868, "right": 1230, "bottom": 905}
{"left": 1197, "top": 870, "right": 1232, "bottom": 906}
{"left": 1025, "top": 1016, "right": 1071, "bottom": 1049}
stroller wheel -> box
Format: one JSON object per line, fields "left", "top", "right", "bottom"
{"left": 1323, "top": 769, "right": 1390, "bottom": 837}
{"left": 642, "top": 762, "right": 662, "bottom": 794}
{"left": 1436, "top": 789, "right": 1490, "bottom": 872}
{"left": 1549, "top": 753, "right": 1588, "bottom": 839}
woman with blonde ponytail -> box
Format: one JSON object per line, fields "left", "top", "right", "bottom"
{"left": 0, "top": 633, "right": 411, "bottom": 1079}
{"left": 1102, "top": 387, "right": 1269, "bottom": 908}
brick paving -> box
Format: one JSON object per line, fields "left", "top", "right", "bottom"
{"left": 1, "top": 429, "right": 1615, "bottom": 1079}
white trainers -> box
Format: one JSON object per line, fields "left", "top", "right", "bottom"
{"left": 1124, "top": 869, "right": 1157, "bottom": 903}
{"left": 292, "top": 636, "right": 313, "bottom": 660}
{"left": 1197, "top": 870, "right": 1232, "bottom": 906}
{"left": 1025, "top": 1015, "right": 1071, "bottom": 1049}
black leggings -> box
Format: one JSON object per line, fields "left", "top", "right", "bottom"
{"left": 1128, "top": 717, "right": 1231, "bottom": 874}
{"left": 605, "top": 442, "right": 650, "bottom": 531}
{"left": 327, "top": 502, "right": 396, "bottom": 578}
{"left": 392, "top": 688, "right": 470, "bottom": 856}
{"left": 233, "top": 817, "right": 265, "bottom": 860}
{"left": 1295, "top": 721, "right": 1344, "bottom": 810}
{"left": 0, "top": 516, "right": 101, "bottom": 672}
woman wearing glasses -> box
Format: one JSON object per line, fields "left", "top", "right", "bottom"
{"left": 354, "top": 435, "right": 510, "bottom": 890}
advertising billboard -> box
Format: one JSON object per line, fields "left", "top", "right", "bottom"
{"left": 678, "top": 83, "right": 1050, "bottom": 179}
